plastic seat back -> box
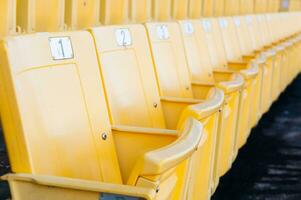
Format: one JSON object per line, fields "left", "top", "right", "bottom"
{"left": 90, "top": 25, "right": 166, "bottom": 128}
{"left": 90, "top": 24, "right": 210, "bottom": 199}
{"left": 188, "top": 0, "right": 203, "bottom": 19}
{"left": 178, "top": 20, "right": 215, "bottom": 85}
{"left": 172, "top": 0, "right": 189, "bottom": 19}
{"left": 17, "top": 0, "right": 65, "bottom": 32}
{"left": 0, "top": 0, "right": 16, "bottom": 37}
{"left": 203, "top": 0, "right": 214, "bottom": 17}
{"left": 65, "top": 0, "right": 100, "bottom": 30}
{"left": 239, "top": 0, "right": 254, "bottom": 14}
{"left": 145, "top": 22, "right": 194, "bottom": 99}
{"left": 201, "top": 18, "right": 228, "bottom": 69}
{"left": 224, "top": 0, "right": 239, "bottom": 16}
{"left": 254, "top": 0, "right": 268, "bottom": 13}
{"left": 100, "top": 0, "right": 129, "bottom": 24}
{"left": 244, "top": 15, "right": 262, "bottom": 51}
{"left": 267, "top": 0, "right": 280, "bottom": 12}
{"left": 213, "top": 0, "right": 224, "bottom": 16}
{"left": 218, "top": 17, "right": 243, "bottom": 62}
{"left": 234, "top": 16, "right": 255, "bottom": 55}
{"left": 256, "top": 15, "right": 271, "bottom": 47}
{"left": 152, "top": 0, "right": 172, "bottom": 21}
{"left": 0, "top": 31, "right": 122, "bottom": 184}
{"left": 146, "top": 22, "right": 223, "bottom": 199}
{"left": 129, "top": 0, "right": 152, "bottom": 23}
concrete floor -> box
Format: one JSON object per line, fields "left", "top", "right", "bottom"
{"left": 0, "top": 75, "right": 300, "bottom": 200}
{"left": 212, "top": 75, "right": 301, "bottom": 200}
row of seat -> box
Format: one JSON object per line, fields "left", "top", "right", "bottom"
{"left": 0, "top": 11, "right": 301, "bottom": 200}
{"left": 1, "top": 0, "right": 301, "bottom": 37}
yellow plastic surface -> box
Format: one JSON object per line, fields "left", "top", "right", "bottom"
{"left": 254, "top": 0, "right": 268, "bottom": 13}
{"left": 239, "top": 0, "right": 254, "bottom": 14}
{"left": 202, "top": 18, "right": 256, "bottom": 150}
{"left": 0, "top": 0, "right": 16, "bottom": 37}
{"left": 213, "top": 0, "right": 225, "bottom": 16}
{"left": 188, "top": 0, "right": 203, "bottom": 18}
{"left": 218, "top": 17, "right": 261, "bottom": 144}
{"left": 65, "top": 0, "right": 100, "bottom": 30}
{"left": 152, "top": 0, "right": 172, "bottom": 21}
{"left": 17, "top": 0, "right": 65, "bottom": 32}
{"left": 172, "top": 0, "right": 189, "bottom": 19}
{"left": 145, "top": 21, "right": 223, "bottom": 199}
{"left": 203, "top": 0, "right": 214, "bottom": 17}
{"left": 178, "top": 20, "right": 243, "bottom": 189}
{"left": 90, "top": 24, "right": 221, "bottom": 199}
{"left": 100, "top": 0, "right": 129, "bottom": 24}
{"left": 0, "top": 30, "right": 209, "bottom": 200}
{"left": 224, "top": 0, "right": 239, "bottom": 16}
{"left": 129, "top": 0, "right": 152, "bottom": 23}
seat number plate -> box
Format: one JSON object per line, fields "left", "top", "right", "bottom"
{"left": 183, "top": 22, "right": 194, "bottom": 34}
{"left": 202, "top": 20, "right": 212, "bottom": 32}
{"left": 157, "top": 25, "right": 169, "bottom": 40}
{"left": 116, "top": 29, "right": 132, "bottom": 47}
{"left": 219, "top": 19, "right": 228, "bottom": 28}
{"left": 234, "top": 17, "right": 241, "bottom": 27}
{"left": 49, "top": 37, "right": 74, "bottom": 60}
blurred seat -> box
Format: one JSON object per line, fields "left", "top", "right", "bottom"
{"left": 129, "top": 0, "right": 151, "bottom": 23}
{"left": 172, "top": 0, "right": 189, "bottom": 19}
{"left": 100, "top": 0, "right": 129, "bottom": 24}
{"left": 217, "top": 17, "right": 262, "bottom": 144}
{"left": 203, "top": 0, "right": 214, "bottom": 17}
{"left": 200, "top": 18, "right": 258, "bottom": 155}
{"left": 65, "top": 0, "right": 100, "bottom": 30}
{"left": 0, "top": 0, "right": 16, "bottom": 37}
{"left": 144, "top": 22, "right": 224, "bottom": 199}
{"left": 17, "top": 0, "right": 65, "bottom": 32}
{"left": 188, "top": 0, "right": 203, "bottom": 19}
{"left": 152, "top": 0, "right": 172, "bottom": 21}
{"left": 178, "top": 20, "right": 244, "bottom": 192}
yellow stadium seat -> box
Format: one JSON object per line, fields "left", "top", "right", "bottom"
{"left": 272, "top": 12, "right": 301, "bottom": 89}
{"left": 179, "top": 20, "right": 244, "bottom": 192}
{"left": 172, "top": 0, "right": 189, "bottom": 19}
{"left": 144, "top": 22, "right": 224, "bottom": 199}
{"left": 219, "top": 17, "right": 267, "bottom": 133}
{"left": 203, "top": 0, "right": 214, "bottom": 17}
{"left": 254, "top": 0, "right": 268, "bottom": 13}
{"left": 17, "top": 0, "right": 65, "bottom": 32}
{"left": 214, "top": 0, "right": 225, "bottom": 16}
{"left": 152, "top": 0, "right": 172, "bottom": 21}
{"left": 0, "top": 0, "right": 16, "bottom": 37}
{"left": 224, "top": 0, "right": 239, "bottom": 16}
{"left": 188, "top": 0, "right": 203, "bottom": 19}
{"left": 65, "top": 0, "right": 100, "bottom": 30}
{"left": 232, "top": 16, "right": 264, "bottom": 127}
{"left": 90, "top": 24, "right": 224, "bottom": 199}
{"left": 202, "top": 18, "right": 258, "bottom": 153}
{"left": 267, "top": 0, "right": 280, "bottom": 12}
{"left": 100, "top": 0, "right": 129, "bottom": 24}
{"left": 0, "top": 31, "right": 208, "bottom": 200}
{"left": 239, "top": 0, "right": 254, "bottom": 14}
{"left": 235, "top": 15, "right": 274, "bottom": 116}
{"left": 129, "top": 0, "right": 152, "bottom": 23}
{"left": 256, "top": 15, "right": 283, "bottom": 102}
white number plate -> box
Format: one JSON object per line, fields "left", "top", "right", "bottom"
{"left": 115, "top": 29, "right": 132, "bottom": 47}
{"left": 157, "top": 25, "right": 169, "bottom": 40}
{"left": 49, "top": 37, "right": 74, "bottom": 60}
{"left": 202, "top": 20, "right": 212, "bottom": 32}
{"left": 183, "top": 22, "right": 194, "bottom": 34}
{"left": 234, "top": 17, "right": 241, "bottom": 27}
